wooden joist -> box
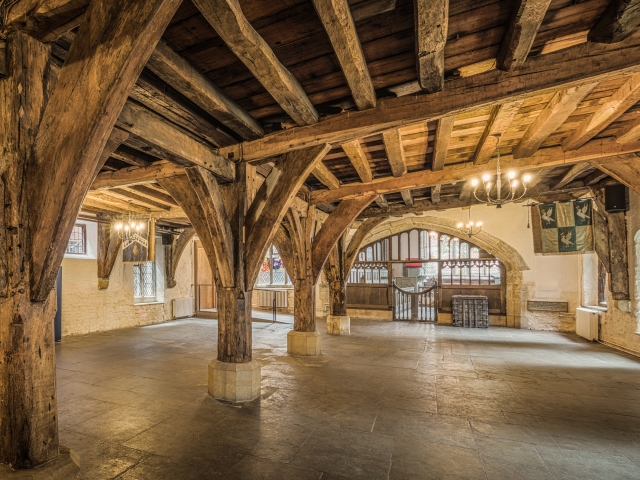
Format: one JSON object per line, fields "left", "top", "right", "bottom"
{"left": 432, "top": 115, "right": 455, "bottom": 171}
{"left": 375, "top": 195, "right": 389, "bottom": 209}
{"left": 616, "top": 120, "right": 640, "bottom": 144}
{"left": 473, "top": 101, "right": 523, "bottom": 165}
{"left": 193, "top": 0, "right": 318, "bottom": 126}
{"left": 92, "top": 161, "right": 185, "bottom": 190}
{"left": 310, "top": 138, "right": 640, "bottom": 204}
{"left": 29, "top": 0, "right": 181, "bottom": 302}
{"left": 110, "top": 146, "right": 150, "bottom": 167}
{"left": 313, "top": 0, "right": 376, "bottom": 110}
{"left": 589, "top": 0, "right": 640, "bottom": 44}
{"left": 401, "top": 190, "right": 414, "bottom": 206}
{"left": 5, "top": 0, "right": 89, "bottom": 42}
{"left": 552, "top": 162, "right": 592, "bottom": 189}
{"left": 513, "top": 83, "right": 597, "bottom": 158}
{"left": 117, "top": 101, "right": 234, "bottom": 181}
{"left": 497, "top": 0, "right": 552, "bottom": 71}
{"left": 146, "top": 40, "right": 263, "bottom": 140}
{"left": 313, "top": 162, "right": 341, "bottom": 190}
{"left": 563, "top": 73, "right": 640, "bottom": 151}
{"left": 108, "top": 188, "right": 172, "bottom": 210}
{"left": 220, "top": 31, "right": 640, "bottom": 163}
{"left": 413, "top": 0, "right": 449, "bottom": 93}
{"left": 583, "top": 168, "right": 609, "bottom": 185}
{"left": 85, "top": 192, "right": 152, "bottom": 214}
{"left": 351, "top": 0, "right": 396, "bottom": 22}
{"left": 382, "top": 128, "right": 407, "bottom": 177}
{"left": 431, "top": 184, "right": 441, "bottom": 204}
{"left": 342, "top": 139, "right": 373, "bottom": 182}
{"left": 128, "top": 184, "right": 178, "bottom": 206}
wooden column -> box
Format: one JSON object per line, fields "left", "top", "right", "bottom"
{"left": 97, "top": 218, "right": 123, "bottom": 289}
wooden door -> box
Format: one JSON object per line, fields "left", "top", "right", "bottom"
{"left": 194, "top": 240, "right": 216, "bottom": 311}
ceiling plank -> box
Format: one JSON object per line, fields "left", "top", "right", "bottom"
{"left": 310, "top": 139, "right": 640, "bottom": 204}
{"left": 583, "top": 168, "right": 609, "bottom": 185}
{"left": 432, "top": 115, "right": 455, "bottom": 171}
{"left": 563, "top": 73, "right": 640, "bottom": 151}
{"left": 107, "top": 188, "right": 172, "bottom": 210}
{"left": 92, "top": 161, "right": 185, "bottom": 190}
{"left": 497, "top": 0, "right": 552, "bottom": 71}
{"left": 110, "top": 146, "right": 150, "bottom": 167}
{"left": 552, "top": 162, "right": 592, "bottom": 189}
{"left": 473, "top": 100, "right": 523, "bottom": 165}
{"left": 146, "top": 39, "right": 263, "bottom": 140}
{"left": 313, "top": 162, "right": 341, "bottom": 190}
{"left": 413, "top": 0, "right": 448, "bottom": 93}
{"left": 342, "top": 139, "right": 373, "bottom": 182}
{"left": 313, "top": 0, "right": 376, "bottom": 110}
{"left": 513, "top": 83, "right": 597, "bottom": 158}
{"left": 117, "top": 101, "right": 234, "bottom": 181}
{"left": 220, "top": 31, "right": 640, "bottom": 163}
{"left": 383, "top": 128, "right": 408, "bottom": 177}
{"left": 401, "top": 190, "right": 414, "bottom": 206}
{"left": 351, "top": 0, "right": 396, "bottom": 22}
{"left": 588, "top": 0, "right": 640, "bottom": 44}
{"left": 193, "top": 0, "right": 318, "bottom": 126}
{"left": 127, "top": 185, "right": 178, "bottom": 206}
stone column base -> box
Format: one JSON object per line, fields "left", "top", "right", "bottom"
{"left": 287, "top": 330, "right": 321, "bottom": 356}
{"left": 327, "top": 315, "right": 350, "bottom": 335}
{"left": 208, "top": 359, "right": 261, "bottom": 403}
{"left": 1, "top": 446, "right": 80, "bottom": 479}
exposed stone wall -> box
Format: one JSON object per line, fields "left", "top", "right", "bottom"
{"left": 60, "top": 222, "right": 194, "bottom": 336}
{"left": 597, "top": 190, "right": 640, "bottom": 355}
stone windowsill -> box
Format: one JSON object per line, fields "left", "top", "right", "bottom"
{"left": 134, "top": 301, "right": 164, "bottom": 306}
{"left": 581, "top": 305, "right": 608, "bottom": 312}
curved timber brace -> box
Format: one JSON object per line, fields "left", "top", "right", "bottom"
{"left": 165, "top": 227, "right": 196, "bottom": 288}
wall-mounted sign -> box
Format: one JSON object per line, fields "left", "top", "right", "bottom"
{"left": 527, "top": 301, "right": 569, "bottom": 313}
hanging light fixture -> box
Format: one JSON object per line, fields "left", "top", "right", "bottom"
{"left": 457, "top": 210, "right": 482, "bottom": 237}
{"left": 470, "top": 134, "right": 532, "bottom": 208}
{"left": 112, "top": 202, "right": 150, "bottom": 251}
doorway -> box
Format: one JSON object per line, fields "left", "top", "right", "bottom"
{"left": 194, "top": 240, "right": 217, "bottom": 317}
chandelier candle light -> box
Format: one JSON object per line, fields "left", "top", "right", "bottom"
{"left": 471, "top": 134, "right": 532, "bottom": 208}
{"left": 113, "top": 202, "right": 150, "bottom": 251}
{"left": 457, "top": 210, "right": 482, "bottom": 237}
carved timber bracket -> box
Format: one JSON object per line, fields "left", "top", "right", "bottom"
{"left": 97, "top": 219, "right": 122, "bottom": 290}
{"left": 165, "top": 227, "right": 195, "bottom": 288}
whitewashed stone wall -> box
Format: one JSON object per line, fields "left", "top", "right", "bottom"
{"left": 60, "top": 221, "right": 194, "bottom": 336}
{"left": 597, "top": 190, "right": 640, "bottom": 355}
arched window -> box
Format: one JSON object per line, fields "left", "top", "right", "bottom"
{"left": 450, "top": 237, "right": 460, "bottom": 259}
{"left": 255, "top": 245, "right": 291, "bottom": 286}
{"left": 420, "top": 231, "right": 429, "bottom": 259}
{"left": 470, "top": 247, "right": 480, "bottom": 259}
{"left": 429, "top": 231, "right": 439, "bottom": 259}
{"left": 440, "top": 234, "right": 450, "bottom": 260}
{"left": 460, "top": 242, "right": 469, "bottom": 259}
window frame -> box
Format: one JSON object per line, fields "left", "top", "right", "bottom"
{"left": 66, "top": 224, "right": 87, "bottom": 255}
{"left": 133, "top": 261, "right": 157, "bottom": 303}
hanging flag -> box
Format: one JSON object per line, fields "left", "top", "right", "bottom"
{"left": 531, "top": 199, "right": 594, "bottom": 254}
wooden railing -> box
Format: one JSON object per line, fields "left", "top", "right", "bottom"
{"left": 392, "top": 283, "right": 438, "bottom": 322}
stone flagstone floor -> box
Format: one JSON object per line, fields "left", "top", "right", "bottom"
{"left": 56, "top": 317, "right": 640, "bottom": 479}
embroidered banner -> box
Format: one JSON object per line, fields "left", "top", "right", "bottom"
{"left": 531, "top": 199, "right": 594, "bottom": 254}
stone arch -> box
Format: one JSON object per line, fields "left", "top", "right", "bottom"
{"left": 352, "top": 215, "right": 530, "bottom": 328}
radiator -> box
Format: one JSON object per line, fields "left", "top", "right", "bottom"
{"left": 257, "top": 290, "right": 288, "bottom": 308}
{"left": 172, "top": 297, "right": 194, "bottom": 319}
{"left": 576, "top": 307, "right": 599, "bottom": 341}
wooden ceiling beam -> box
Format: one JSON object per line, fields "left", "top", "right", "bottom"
{"left": 220, "top": 31, "right": 640, "bottom": 163}
{"left": 310, "top": 139, "right": 640, "bottom": 204}
{"left": 110, "top": 146, "right": 150, "bottom": 167}
{"left": 563, "top": 73, "right": 640, "bottom": 151}
{"left": 313, "top": 0, "right": 376, "bottom": 110}
{"left": 127, "top": 184, "right": 178, "bottom": 206}
{"left": 342, "top": 139, "right": 373, "bottom": 182}
{"left": 583, "top": 168, "right": 609, "bottom": 185}
{"left": 513, "top": 83, "right": 597, "bottom": 158}
{"left": 146, "top": 40, "right": 263, "bottom": 140}
{"left": 382, "top": 128, "right": 407, "bottom": 177}
{"left": 497, "top": 0, "right": 552, "bottom": 71}
{"left": 85, "top": 192, "right": 152, "bottom": 214}
{"left": 552, "top": 162, "right": 592, "bottom": 189}
{"left": 432, "top": 115, "right": 455, "bottom": 171}
{"left": 375, "top": 195, "right": 389, "bottom": 209}
{"left": 193, "top": 0, "right": 318, "bottom": 126}
{"left": 473, "top": 100, "right": 523, "bottom": 165}
{"left": 351, "top": 0, "right": 396, "bottom": 22}
{"left": 616, "top": 119, "right": 640, "bottom": 144}
{"left": 5, "top": 0, "right": 89, "bottom": 42}
{"left": 116, "top": 101, "right": 234, "bottom": 181}
{"left": 589, "top": 0, "right": 640, "bottom": 44}
{"left": 107, "top": 188, "right": 172, "bottom": 211}
{"left": 413, "top": 0, "right": 448, "bottom": 93}
{"left": 92, "top": 161, "right": 185, "bottom": 190}
{"left": 313, "top": 162, "right": 341, "bottom": 190}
